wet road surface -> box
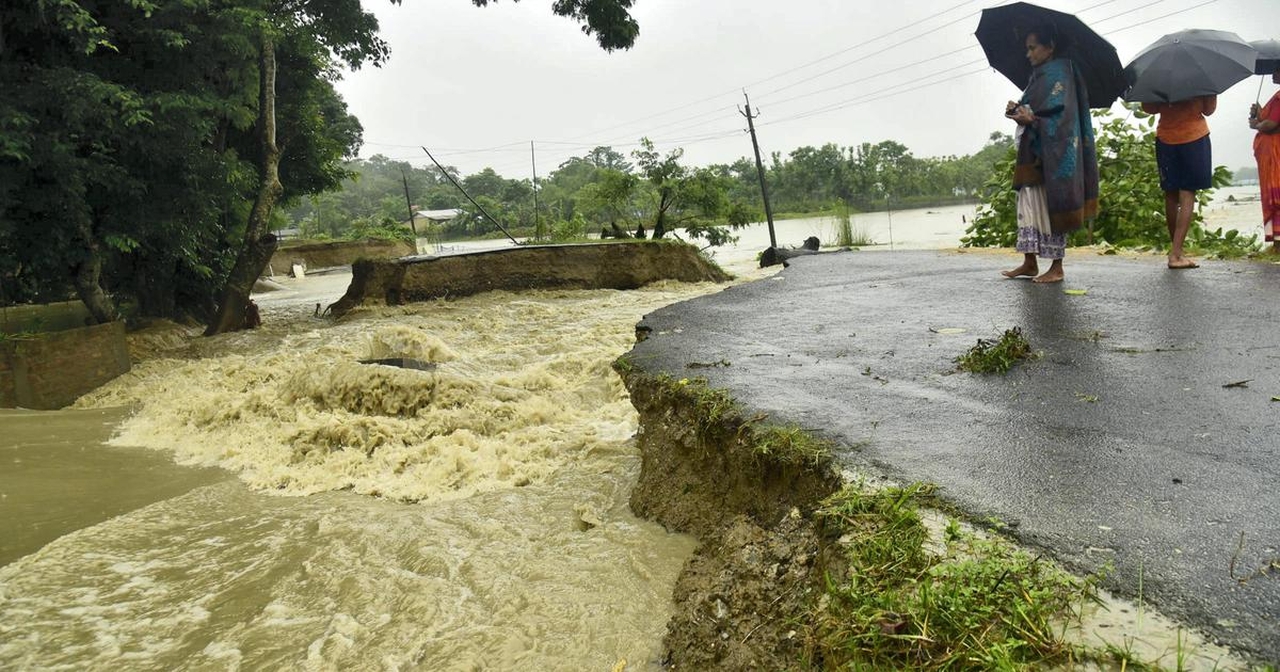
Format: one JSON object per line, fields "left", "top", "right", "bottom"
{"left": 627, "top": 249, "right": 1280, "bottom": 662}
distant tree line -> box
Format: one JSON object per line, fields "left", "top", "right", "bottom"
{"left": 286, "top": 133, "right": 1016, "bottom": 244}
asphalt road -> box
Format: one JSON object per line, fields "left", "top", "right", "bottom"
{"left": 626, "top": 249, "right": 1280, "bottom": 663}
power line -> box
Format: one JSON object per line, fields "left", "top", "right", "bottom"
{"left": 405, "top": 0, "right": 1141, "bottom": 164}
{"left": 362, "top": 0, "right": 1219, "bottom": 177}
{"left": 751, "top": 0, "right": 1219, "bottom": 132}
{"left": 552, "top": 0, "right": 1004, "bottom": 143}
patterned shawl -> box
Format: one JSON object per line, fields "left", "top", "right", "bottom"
{"left": 1012, "top": 57, "right": 1099, "bottom": 235}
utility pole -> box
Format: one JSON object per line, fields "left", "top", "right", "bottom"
{"left": 400, "top": 167, "right": 417, "bottom": 237}
{"left": 740, "top": 90, "right": 777, "bottom": 249}
{"left": 530, "top": 141, "right": 541, "bottom": 240}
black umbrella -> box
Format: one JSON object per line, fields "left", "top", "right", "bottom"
{"left": 1252, "top": 38, "right": 1280, "bottom": 75}
{"left": 1123, "top": 29, "right": 1256, "bottom": 103}
{"left": 975, "top": 2, "right": 1125, "bottom": 108}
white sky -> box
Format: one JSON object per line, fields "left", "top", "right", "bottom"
{"left": 335, "top": 0, "right": 1280, "bottom": 179}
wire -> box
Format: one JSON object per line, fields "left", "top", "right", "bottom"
{"left": 363, "top": 0, "right": 1220, "bottom": 176}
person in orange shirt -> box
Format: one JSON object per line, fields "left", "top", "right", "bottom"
{"left": 1141, "top": 95, "right": 1217, "bottom": 269}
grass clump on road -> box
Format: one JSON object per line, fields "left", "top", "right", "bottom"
{"left": 955, "top": 326, "right": 1036, "bottom": 374}
{"left": 802, "top": 483, "right": 1095, "bottom": 670}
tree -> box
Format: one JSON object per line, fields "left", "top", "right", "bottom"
{"left": 469, "top": 0, "right": 638, "bottom": 52}
{"left": 631, "top": 137, "right": 744, "bottom": 244}
{"left": 632, "top": 138, "right": 688, "bottom": 239}
{"left": 578, "top": 168, "right": 639, "bottom": 230}
{"left": 207, "top": 0, "right": 640, "bottom": 333}
{"left": 205, "top": 0, "right": 389, "bottom": 335}
{"left": 1, "top": 0, "right": 642, "bottom": 332}
{"left": 584, "top": 145, "right": 632, "bottom": 172}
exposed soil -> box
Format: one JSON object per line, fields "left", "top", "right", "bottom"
{"left": 329, "top": 241, "right": 731, "bottom": 316}
{"left": 268, "top": 238, "right": 414, "bottom": 275}
{"left": 618, "top": 370, "right": 844, "bottom": 671}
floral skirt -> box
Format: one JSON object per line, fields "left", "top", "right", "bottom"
{"left": 1015, "top": 185, "right": 1065, "bottom": 260}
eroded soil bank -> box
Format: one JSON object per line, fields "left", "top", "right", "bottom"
{"left": 617, "top": 369, "right": 844, "bottom": 670}
{"left": 617, "top": 366, "right": 1259, "bottom": 671}
{"left": 328, "top": 241, "right": 730, "bottom": 316}
{"left": 268, "top": 238, "right": 415, "bottom": 274}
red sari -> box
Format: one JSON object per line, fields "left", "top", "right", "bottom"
{"left": 1255, "top": 90, "right": 1280, "bottom": 242}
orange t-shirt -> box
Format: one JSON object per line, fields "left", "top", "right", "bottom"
{"left": 1141, "top": 96, "right": 1216, "bottom": 145}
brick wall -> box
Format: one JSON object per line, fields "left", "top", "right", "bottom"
{"left": 0, "top": 321, "right": 131, "bottom": 409}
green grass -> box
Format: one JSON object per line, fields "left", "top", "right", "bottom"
{"left": 955, "top": 327, "right": 1036, "bottom": 375}
{"left": 803, "top": 483, "right": 1095, "bottom": 670}
{"left": 753, "top": 423, "right": 832, "bottom": 467}
{"left": 829, "top": 206, "right": 874, "bottom": 248}
{"left": 0, "top": 330, "right": 41, "bottom": 342}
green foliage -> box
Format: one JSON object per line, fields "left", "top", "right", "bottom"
{"left": 806, "top": 484, "right": 1093, "bottom": 670}
{"left": 963, "top": 109, "right": 1256, "bottom": 257}
{"left": 470, "top": 0, "right": 638, "bottom": 52}
{"left": 955, "top": 327, "right": 1035, "bottom": 375}
{"left": 1, "top": 0, "right": 383, "bottom": 322}
{"left": 347, "top": 216, "right": 412, "bottom": 243}
{"left": 752, "top": 424, "right": 832, "bottom": 467}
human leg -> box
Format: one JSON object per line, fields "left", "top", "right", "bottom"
{"left": 1163, "top": 190, "right": 1178, "bottom": 241}
{"left": 1033, "top": 258, "right": 1064, "bottom": 283}
{"left": 1002, "top": 254, "right": 1038, "bottom": 277}
{"left": 1006, "top": 186, "right": 1046, "bottom": 277}
{"left": 1032, "top": 231, "right": 1066, "bottom": 283}
{"left": 1168, "top": 189, "right": 1198, "bottom": 269}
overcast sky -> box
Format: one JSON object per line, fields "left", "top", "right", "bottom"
{"left": 335, "top": 0, "right": 1280, "bottom": 180}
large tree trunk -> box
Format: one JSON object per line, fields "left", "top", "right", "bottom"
{"left": 205, "top": 37, "right": 282, "bottom": 336}
{"left": 71, "top": 219, "right": 118, "bottom": 324}
{"left": 759, "top": 236, "right": 822, "bottom": 268}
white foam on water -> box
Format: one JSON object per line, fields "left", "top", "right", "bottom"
{"left": 4, "top": 280, "right": 734, "bottom": 670}
{"left": 74, "top": 284, "right": 726, "bottom": 504}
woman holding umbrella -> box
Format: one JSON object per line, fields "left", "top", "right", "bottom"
{"left": 1249, "top": 65, "right": 1280, "bottom": 252}
{"left": 1140, "top": 94, "right": 1216, "bottom": 269}
{"left": 1125, "top": 29, "right": 1257, "bottom": 267}
{"left": 999, "top": 24, "right": 1100, "bottom": 283}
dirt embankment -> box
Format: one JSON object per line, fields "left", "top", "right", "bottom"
{"left": 267, "top": 239, "right": 415, "bottom": 275}
{"left": 616, "top": 369, "right": 845, "bottom": 671}
{"left": 328, "top": 241, "right": 730, "bottom": 316}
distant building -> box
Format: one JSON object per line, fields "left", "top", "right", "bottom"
{"left": 402, "top": 208, "right": 462, "bottom": 230}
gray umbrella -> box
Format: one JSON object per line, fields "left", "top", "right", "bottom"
{"left": 1123, "top": 29, "right": 1257, "bottom": 103}
{"left": 1253, "top": 38, "right": 1280, "bottom": 75}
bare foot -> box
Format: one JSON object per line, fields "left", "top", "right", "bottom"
{"left": 1167, "top": 257, "right": 1199, "bottom": 269}
{"left": 1032, "top": 269, "right": 1064, "bottom": 283}
{"left": 1001, "top": 263, "right": 1038, "bottom": 278}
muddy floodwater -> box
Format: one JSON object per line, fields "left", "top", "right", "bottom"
{"left": 0, "top": 273, "right": 762, "bottom": 671}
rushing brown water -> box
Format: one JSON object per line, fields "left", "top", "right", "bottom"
{"left": 0, "top": 271, "right": 761, "bottom": 670}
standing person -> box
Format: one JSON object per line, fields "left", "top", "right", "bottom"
{"left": 1249, "top": 65, "right": 1280, "bottom": 253}
{"left": 1141, "top": 95, "right": 1217, "bottom": 269}
{"left": 1000, "top": 25, "right": 1100, "bottom": 284}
